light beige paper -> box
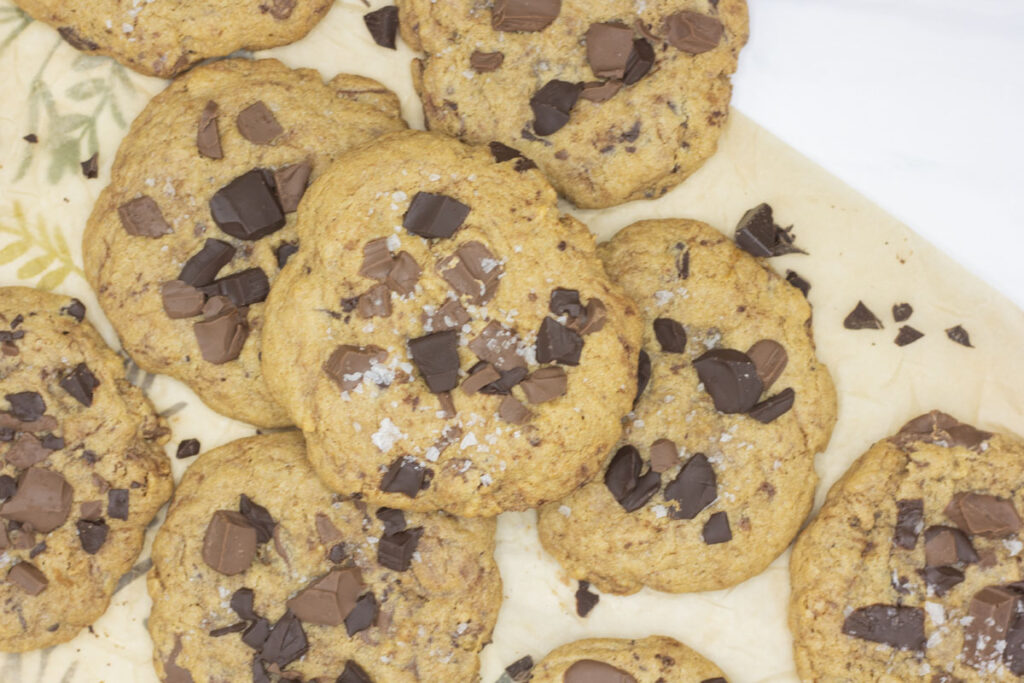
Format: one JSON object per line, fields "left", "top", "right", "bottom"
{"left": 1, "top": 1, "right": 1023, "bottom": 681}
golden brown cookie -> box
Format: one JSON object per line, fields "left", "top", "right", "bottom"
{"left": 148, "top": 432, "right": 501, "bottom": 682}
{"left": 538, "top": 219, "right": 836, "bottom": 593}
{"left": 83, "top": 58, "right": 407, "bottom": 428}
{"left": 398, "top": 0, "right": 748, "bottom": 208}
{"left": 790, "top": 412, "right": 1024, "bottom": 682}
{"left": 0, "top": 287, "right": 172, "bottom": 652}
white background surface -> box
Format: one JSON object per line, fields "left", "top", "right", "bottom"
{"left": 732, "top": 0, "right": 1024, "bottom": 307}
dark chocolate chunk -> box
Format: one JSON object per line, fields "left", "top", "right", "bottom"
{"left": 462, "top": 363, "right": 502, "bottom": 396}
{"left": 119, "top": 196, "right": 173, "bottom": 238}
{"left": 0, "top": 475, "right": 16, "bottom": 500}
{"left": 894, "top": 325, "right": 923, "bottom": 346}
{"left": 176, "top": 439, "right": 201, "bottom": 459}
{"left": 575, "top": 580, "right": 599, "bottom": 617}
{"left": 328, "top": 543, "right": 348, "bottom": 564}
{"left": 23, "top": 134, "right": 38, "bottom": 144}
{"left": 261, "top": 610, "right": 308, "bottom": 669}
{"left": 375, "top": 508, "right": 406, "bottom": 536}
{"left": 179, "top": 239, "right": 236, "bottom": 287}
{"left": 377, "top": 526, "right": 424, "bottom": 571}
{"left": 209, "top": 622, "right": 247, "bottom": 638}
{"left": 530, "top": 80, "right": 582, "bottom": 136}
{"left": 520, "top": 366, "right": 567, "bottom": 404}
{"left": 408, "top": 330, "right": 460, "bottom": 393}
{"left": 535, "top": 317, "right": 583, "bottom": 365}
{"left": 344, "top": 593, "right": 378, "bottom": 636}
{"left": 550, "top": 288, "right": 583, "bottom": 318}
{"left": 746, "top": 340, "right": 788, "bottom": 390}
{"left": 480, "top": 367, "right": 528, "bottom": 395}
{"left": 107, "top": 488, "right": 129, "bottom": 520}
{"left": 403, "top": 192, "right": 470, "bottom": 239}
{"left": 242, "top": 618, "right": 271, "bottom": 650}
{"left": 1005, "top": 612, "right": 1024, "bottom": 674}
{"left": 209, "top": 169, "right": 285, "bottom": 241}
{"left": 564, "top": 660, "right": 637, "bottom": 683}
{"left": 841, "top": 604, "right": 925, "bottom": 651}
{"left": 702, "top": 511, "right": 731, "bottom": 544}
{"left": 570, "top": 298, "right": 608, "bottom": 336}
{"left": 665, "top": 11, "right": 724, "bottom": 54}
{"left": 194, "top": 298, "right": 248, "bottom": 364}
{"left": 469, "top": 322, "right": 526, "bottom": 371}
{"left": 5, "top": 391, "right": 45, "bottom": 422}
{"left": 963, "top": 586, "right": 1017, "bottom": 668}
{"left": 7, "top": 562, "right": 47, "bottom": 595}
{"left": 891, "top": 411, "right": 993, "bottom": 452}
{"left": 39, "top": 434, "right": 63, "bottom": 451}
{"left": 80, "top": 152, "right": 98, "bottom": 179}
{"left": 634, "top": 350, "right": 651, "bottom": 408}
{"left": 579, "top": 80, "right": 622, "bottom": 103}
{"left": 262, "top": 0, "right": 296, "bottom": 20}
{"left": 202, "top": 510, "right": 257, "bottom": 575}
{"left": 505, "top": 655, "right": 535, "bottom": 682}
{"left": 499, "top": 395, "right": 531, "bottom": 424}
{"left": 236, "top": 101, "right": 283, "bottom": 145}
{"left": 287, "top": 567, "right": 364, "bottom": 626}
{"left": 892, "top": 303, "right": 913, "bottom": 322}
{"left": 946, "top": 325, "right": 972, "bottom": 348}
{"left": 470, "top": 50, "right": 504, "bottom": 73}
{"left": 843, "top": 301, "right": 883, "bottom": 330}
{"left": 231, "top": 587, "right": 258, "bottom": 621}
{"left": 488, "top": 142, "right": 537, "bottom": 171}
{"left": 945, "top": 492, "right": 1021, "bottom": 537}
{"left": 57, "top": 26, "right": 99, "bottom": 51}
{"left": 693, "top": 349, "right": 763, "bottom": 413}
{"left": 239, "top": 494, "right": 276, "bottom": 544}
{"left": 733, "top": 203, "right": 803, "bottom": 257}
{"left": 275, "top": 243, "right": 298, "bottom": 268}
{"left": 604, "top": 445, "right": 660, "bottom": 512}
{"left": 585, "top": 22, "right": 634, "bottom": 79}
{"left": 492, "top": 0, "right": 561, "bottom": 32}
{"left": 0, "top": 467, "right": 73, "bottom": 532}
{"left": 786, "top": 270, "right": 811, "bottom": 297}
{"left": 161, "top": 280, "right": 206, "bottom": 319}
{"left": 201, "top": 268, "right": 270, "bottom": 307}
{"left": 653, "top": 318, "right": 686, "bottom": 353}
{"left": 622, "top": 38, "right": 655, "bottom": 85}
{"left": 665, "top": 453, "right": 717, "bottom": 519}
{"left": 748, "top": 388, "right": 795, "bottom": 423}
{"left": 892, "top": 499, "right": 924, "bottom": 550}
{"left": 62, "top": 299, "right": 86, "bottom": 322}
{"left": 923, "top": 525, "right": 978, "bottom": 566}
{"left": 701, "top": 679, "right": 728, "bottom": 683}
{"left": 380, "top": 457, "right": 427, "bottom": 498}
{"left": 324, "top": 344, "right": 388, "bottom": 392}
{"left": 337, "top": 660, "right": 373, "bottom": 683}
{"left": 197, "top": 100, "right": 222, "bottom": 159}
{"left": 917, "top": 566, "right": 965, "bottom": 597}
{"left": 273, "top": 161, "right": 312, "bottom": 214}
{"left": 76, "top": 518, "right": 109, "bottom": 554}
{"left": 28, "top": 541, "right": 45, "bottom": 558}
{"left": 59, "top": 362, "right": 100, "bottom": 407}
{"left": 364, "top": 5, "right": 399, "bottom": 48}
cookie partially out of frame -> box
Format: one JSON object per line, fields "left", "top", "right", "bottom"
{"left": 538, "top": 219, "right": 836, "bottom": 593}
{"left": 791, "top": 412, "right": 1024, "bottom": 682}
{"left": 148, "top": 432, "right": 501, "bottom": 682}
{"left": 13, "top": 0, "right": 334, "bottom": 78}
{"left": 83, "top": 58, "right": 406, "bottom": 428}
{"left": 398, "top": 0, "right": 748, "bottom": 208}
{"left": 0, "top": 287, "right": 172, "bottom": 652}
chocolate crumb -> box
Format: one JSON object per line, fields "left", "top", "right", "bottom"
{"left": 575, "top": 580, "right": 599, "bottom": 617}
{"left": 364, "top": 6, "right": 399, "bottom": 49}
{"left": 80, "top": 153, "right": 98, "bottom": 179}
{"left": 892, "top": 303, "right": 913, "bottom": 322}
{"left": 894, "top": 325, "right": 923, "bottom": 346}
{"left": 843, "top": 301, "right": 883, "bottom": 330}
{"left": 176, "top": 439, "right": 201, "bottom": 459}
{"left": 946, "top": 325, "right": 972, "bottom": 348}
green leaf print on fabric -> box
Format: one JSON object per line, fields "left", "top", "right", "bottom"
{"left": 0, "top": 202, "right": 84, "bottom": 290}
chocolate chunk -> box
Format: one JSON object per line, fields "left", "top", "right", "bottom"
{"left": 892, "top": 499, "right": 924, "bottom": 549}
{"left": 923, "top": 525, "right": 978, "bottom": 566}
{"left": 230, "top": 587, "right": 258, "bottom": 621}
{"left": 209, "top": 622, "right": 247, "bottom": 638}
{"left": 23, "top": 134, "right": 37, "bottom": 144}
{"left": 580, "top": 80, "right": 622, "bottom": 103}
{"left": 76, "top": 518, "right": 109, "bottom": 554}
{"left": 622, "top": 38, "right": 654, "bottom": 85}
{"left": 585, "top": 23, "right": 634, "bottom": 79}
{"left": 161, "top": 280, "right": 206, "bottom": 319}
{"left": 648, "top": 439, "right": 680, "bottom": 473}
{"left": 454, "top": 241, "right": 502, "bottom": 303}
{"left": 786, "top": 270, "right": 810, "bottom": 297}
{"left": 62, "top": 299, "right": 86, "bottom": 322}
{"left": 917, "top": 566, "right": 964, "bottom": 597}
{"left": 58, "top": 26, "right": 99, "bottom": 51}
{"left": 843, "top": 301, "right": 883, "bottom": 330}
{"left": 80, "top": 152, "right": 98, "bottom": 179}
{"left": 338, "top": 660, "right": 373, "bottom": 683}
{"left": 59, "top": 362, "right": 100, "bottom": 407}
{"left": 693, "top": 349, "right": 763, "bottom": 413}
{"left": 287, "top": 567, "right": 364, "bottom": 626}
{"left": 536, "top": 317, "right": 583, "bottom": 365}
{"left": 39, "top": 434, "right": 63, "bottom": 451}
{"left": 653, "top": 318, "right": 686, "bottom": 353}
{"left": 733, "top": 203, "right": 803, "bottom": 257}
{"left": 386, "top": 251, "right": 422, "bottom": 295}
{"left": 272, "top": 161, "right": 312, "bottom": 214}
{"left": 520, "top": 366, "right": 567, "bottom": 404}
{"left": 746, "top": 340, "right": 787, "bottom": 390}
{"left": 239, "top": 494, "right": 276, "bottom": 544}
{"left": 5, "top": 434, "right": 52, "bottom": 469}
{"left": 530, "top": 80, "right": 581, "bottom": 136}
{"left": 6, "top": 391, "right": 45, "bottom": 422}
{"left": 357, "top": 283, "right": 392, "bottom": 319}
{"left": 945, "top": 492, "right": 1021, "bottom": 537}
{"left": 963, "top": 586, "right": 1018, "bottom": 668}
{"left": 492, "top": 0, "right": 560, "bottom": 32}
{"left": 892, "top": 303, "right": 913, "bottom": 322}
{"left": 0, "top": 468, "right": 73, "bottom": 532}
{"left": 201, "top": 268, "right": 270, "bottom": 307}
{"left": 179, "top": 239, "right": 236, "bottom": 287}
{"left": 408, "top": 330, "right": 460, "bottom": 393}
{"left": 1006, "top": 612, "right": 1024, "bottom": 674}
{"left": 702, "top": 511, "right": 731, "bottom": 544}
{"left": 946, "top": 325, "right": 972, "bottom": 348}
{"left": 462, "top": 363, "right": 501, "bottom": 396}
{"left": 324, "top": 345, "right": 388, "bottom": 392}
{"left": 328, "top": 543, "right": 348, "bottom": 564}
{"left": 701, "top": 680, "right": 728, "bottom": 683}
{"left": 564, "top": 660, "right": 637, "bottom": 683}
{"left": 403, "top": 192, "right": 470, "bottom": 239}
{"left": 469, "top": 322, "right": 526, "bottom": 371}
{"left": 275, "top": 243, "right": 299, "bottom": 268}
{"left": 261, "top": 610, "right": 308, "bottom": 669}
{"left": 176, "top": 439, "right": 201, "bottom": 459}
{"left": 375, "top": 508, "right": 406, "bottom": 536}
{"left": 344, "top": 593, "right": 378, "bottom": 636}
{"left": 0, "top": 475, "right": 16, "bottom": 500}
{"left": 107, "top": 488, "right": 129, "bottom": 520}
{"left": 80, "top": 500, "right": 102, "bottom": 521}
{"left": 119, "top": 196, "right": 173, "bottom": 238}
{"left": 243, "top": 618, "right": 271, "bottom": 651}
{"left": 209, "top": 169, "right": 285, "bottom": 241}
{"left": 548, "top": 288, "right": 583, "bottom": 319}
{"left": 201, "top": 510, "right": 257, "bottom": 575}
{"left": 604, "top": 445, "right": 660, "bottom": 512}
{"left": 364, "top": 6, "right": 399, "bottom": 48}
{"left": 891, "top": 411, "right": 992, "bottom": 452}
{"left": 470, "top": 50, "right": 504, "bottom": 73}
{"left": 665, "top": 453, "right": 717, "bottom": 519}
{"left": 665, "top": 11, "right": 724, "bottom": 54}
{"left": 359, "top": 238, "right": 393, "bottom": 280}
{"left": 505, "top": 655, "right": 535, "bottom": 682}
{"left": 7, "top": 562, "right": 47, "bottom": 595}
{"left": 894, "top": 325, "right": 923, "bottom": 346}
{"left": 570, "top": 298, "right": 608, "bottom": 336}
{"left": 488, "top": 142, "right": 537, "bottom": 171}
{"left": 499, "top": 395, "right": 530, "bottom": 424}
{"left": 842, "top": 604, "right": 925, "bottom": 651}
{"left": 748, "top": 388, "right": 795, "bottom": 423}
{"left": 197, "top": 100, "right": 222, "bottom": 159}
{"left": 194, "top": 300, "right": 248, "bottom": 364}
{"left": 481, "top": 367, "right": 528, "bottom": 395}
{"left": 377, "top": 526, "right": 424, "bottom": 571}
{"left": 236, "top": 101, "right": 283, "bottom": 145}
{"left": 575, "top": 580, "right": 599, "bottom": 617}
{"left": 380, "top": 457, "right": 427, "bottom": 497}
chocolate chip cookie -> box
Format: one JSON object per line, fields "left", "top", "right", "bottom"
{"left": 148, "top": 432, "right": 501, "bottom": 682}
{"left": 13, "top": 0, "right": 334, "bottom": 78}
{"left": 261, "top": 130, "right": 643, "bottom": 516}
{"left": 790, "top": 412, "right": 1024, "bottom": 681}
{"left": 538, "top": 219, "right": 837, "bottom": 593}
{"left": 520, "top": 636, "right": 726, "bottom": 683}
{"left": 83, "top": 58, "right": 407, "bottom": 428}
{"left": 398, "top": 0, "right": 748, "bottom": 208}
{"left": 0, "top": 287, "right": 172, "bottom": 652}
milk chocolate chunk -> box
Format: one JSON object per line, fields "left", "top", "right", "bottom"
{"left": 58, "top": 299, "right": 83, "bottom": 323}
{"left": 520, "top": 366, "right": 567, "bottom": 404}
{"left": 194, "top": 301, "right": 248, "bottom": 364}
{"left": 202, "top": 510, "right": 258, "bottom": 575}
{"left": 917, "top": 566, "right": 964, "bottom": 597}
{"left": 564, "top": 659, "right": 637, "bottom": 683}
{"left": 585, "top": 23, "right": 634, "bottom": 79}
{"left": 79, "top": 500, "right": 102, "bottom": 521}
{"left": 236, "top": 101, "right": 283, "bottom": 145}
{"left": 386, "top": 251, "right": 422, "bottom": 295}
{"left": 963, "top": 586, "right": 1018, "bottom": 668}
{"left": 1006, "top": 611, "right": 1024, "bottom": 674}
{"left": 580, "top": 80, "right": 622, "bottom": 103}
{"left": 201, "top": 267, "right": 270, "bottom": 307}
{"left": 480, "top": 367, "right": 527, "bottom": 395}
{"left": 622, "top": 38, "right": 655, "bottom": 85}
{"left": 893, "top": 499, "right": 924, "bottom": 549}
{"left": 275, "top": 242, "right": 298, "bottom": 268}
{"left": 239, "top": 494, "right": 276, "bottom": 544}
{"left": 455, "top": 241, "right": 503, "bottom": 303}
{"left": 59, "top": 362, "right": 100, "bottom": 407}
{"left": 923, "top": 525, "right": 978, "bottom": 566}
{"left": 364, "top": 6, "right": 399, "bottom": 49}
{"left": 380, "top": 457, "right": 427, "bottom": 497}
{"left": 462, "top": 363, "right": 501, "bottom": 395}
{"left": 571, "top": 298, "right": 608, "bottom": 335}
{"left": 5, "top": 434, "right": 52, "bottom": 468}
{"left": 272, "top": 161, "right": 312, "bottom": 213}
{"left": 470, "top": 322, "right": 526, "bottom": 371}
{"left": 324, "top": 345, "right": 388, "bottom": 392}
{"left": 344, "top": 593, "right": 378, "bottom": 636}
{"left": 499, "top": 395, "right": 530, "bottom": 424}
{"left": 536, "top": 317, "right": 583, "bottom": 365}
{"left": 748, "top": 387, "right": 795, "bottom": 423}
{"left": 360, "top": 238, "right": 393, "bottom": 281}
{"left": 843, "top": 301, "right": 883, "bottom": 330}
{"left": 693, "top": 349, "right": 763, "bottom": 413}
{"left": 665, "top": 11, "right": 724, "bottom": 54}
{"left": 746, "top": 340, "right": 788, "bottom": 390}
{"left": 648, "top": 439, "right": 680, "bottom": 473}
{"left": 176, "top": 439, "right": 201, "bottom": 459}
{"left": 841, "top": 604, "right": 925, "bottom": 651}
{"left": 403, "top": 192, "right": 470, "bottom": 239}
{"left": 408, "top": 330, "right": 460, "bottom": 393}
{"left": 605, "top": 445, "right": 660, "bottom": 512}
{"left": 6, "top": 391, "right": 45, "bottom": 422}
{"left": 892, "top": 303, "right": 913, "bottom": 322}
{"left": 665, "top": 453, "right": 717, "bottom": 519}
{"left": 470, "top": 50, "right": 504, "bottom": 73}
{"left": 261, "top": 610, "right": 308, "bottom": 669}
{"left": 575, "top": 580, "right": 599, "bottom": 617}
{"left": 7, "top": 562, "right": 47, "bottom": 595}
{"left": 119, "top": 196, "right": 172, "bottom": 237}
{"left": 209, "top": 169, "right": 285, "bottom": 240}
{"left": 530, "top": 80, "right": 581, "bottom": 136}
{"left": 492, "top": 0, "right": 561, "bottom": 32}
{"left": 702, "top": 511, "right": 731, "bottom": 544}
{"left": 734, "top": 203, "right": 803, "bottom": 257}
{"left": 945, "top": 492, "right": 1021, "bottom": 537}
{"left": 0, "top": 467, "right": 73, "bottom": 532}
{"left": 161, "top": 281, "right": 205, "bottom": 319}
{"left": 634, "top": 350, "right": 651, "bottom": 407}
{"left": 375, "top": 508, "right": 406, "bottom": 536}
{"left": 786, "top": 270, "right": 810, "bottom": 297}
{"left": 80, "top": 152, "right": 98, "bottom": 179}
{"left": 946, "top": 325, "right": 972, "bottom": 348}
{"left": 338, "top": 660, "right": 373, "bottom": 683}
{"left": 286, "top": 567, "right": 364, "bottom": 626}
{"left": 107, "top": 488, "right": 129, "bottom": 520}
{"left": 505, "top": 655, "right": 535, "bottom": 682}
{"left": 377, "top": 526, "right": 424, "bottom": 571}
{"left": 488, "top": 141, "right": 537, "bottom": 171}
{"left": 892, "top": 411, "right": 992, "bottom": 451}
{"left": 894, "top": 325, "right": 923, "bottom": 346}
{"left": 179, "top": 239, "right": 236, "bottom": 287}
{"left": 653, "top": 318, "right": 686, "bottom": 353}
{"left": 196, "top": 100, "right": 222, "bottom": 159}
{"left": 76, "top": 518, "right": 109, "bottom": 554}
{"left": 357, "top": 283, "right": 392, "bottom": 319}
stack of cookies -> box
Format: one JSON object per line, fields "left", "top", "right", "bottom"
{"left": 3, "top": 2, "right": 1022, "bottom": 682}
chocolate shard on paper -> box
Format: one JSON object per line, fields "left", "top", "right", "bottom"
{"left": 892, "top": 499, "right": 924, "bottom": 549}
{"left": 786, "top": 270, "right": 811, "bottom": 297}
{"left": 574, "top": 580, "right": 599, "bottom": 617}
{"left": 80, "top": 152, "right": 98, "bottom": 179}
{"left": 272, "top": 161, "right": 312, "bottom": 214}
{"left": 892, "top": 303, "right": 913, "bottom": 322}
{"left": 403, "top": 192, "right": 470, "bottom": 239}
{"left": 197, "top": 100, "right": 222, "bottom": 159}
{"left": 748, "top": 387, "right": 795, "bottom": 423}
{"left": 209, "top": 169, "right": 285, "bottom": 241}
{"left": 564, "top": 659, "right": 637, "bottom": 683}
{"left": 492, "top": 0, "right": 561, "bottom": 32}
{"left": 119, "top": 196, "right": 172, "bottom": 238}
{"left": 236, "top": 101, "right": 283, "bottom": 145}
{"left": 179, "top": 238, "right": 236, "bottom": 287}
{"left": 702, "top": 511, "right": 731, "bottom": 544}
{"left": 363, "top": 6, "right": 399, "bottom": 49}
{"left": 324, "top": 344, "right": 388, "bottom": 392}
{"left": 286, "top": 567, "right": 364, "bottom": 626}
{"left": 176, "top": 439, "right": 201, "bottom": 459}
{"left": 408, "top": 330, "right": 460, "bottom": 393}
{"left": 377, "top": 526, "right": 424, "bottom": 571}
{"left": 585, "top": 23, "right": 634, "bottom": 79}
{"left": 520, "top": 366, "right": 567, "bottom": 404}
{"left": 380, "top": 457, "right": 427, "bottom": 497}
{"left": 7, "top": 561, "right": 48, "bottom": 595}
{"left": 470, "top": 50, "right": 504, "bottom": 73}
{"left": 734, "top": 203, "right": 804, "bottom": 257}
{"left": 162, "top": 280, "right": 206, "bottom": 319}
{"left": 0, "top": 467, "right": 73, "bottom": 533}
{"left": 946, "top": 324, "right": 972, "bottom": 347}
{"left": 746, "top": 339, "right": 788, "bottom": 390}
{"left": 535, "top": 317, "right": 583, "bottom": 365}
{"left": 693, "top": 348, "right": 763, "bottom": 414}
{"left": 344, "top": 593, "right": 378, "bottom": 636}
{"left": 648, "top": 439, "right": 680, "bottom": 473}
{"left": 652, "top": 317, "right": 686, "bottom": 353}
{"left": 841, "top": 604, "right": 926, "bottom": 651}
{"left": 894, "top": 325, "right": 923, "bottom": 346}
{"left": 622, "top": 38, "right": 655, "bottom": 86}
{"left": 665, "top": 453, "right": 717, "bottom": 519}
{"left": 963, "top": 586, "right": 1018, "bottom": 668}
{"left": 604, "top": 445, "right": 660, "bottom": 512}
{"left": 58, "top": 363, "right": 100, "bottom": 407}
{"left": 843, "top": 301, "right": 883, "bottom": 330}
{"left": 923, "top": 525, "right": 978, "bottom": 566}
{"left": 530, "top": 80, "right": 582, "bottom": 136}
{"left": 665, "top": 11, "right": 724, "bottom": 54}
{"left": 945, "top": 492, "right": 1021, "bottom": 537}
{"left": 201, "top": 510, "right": 257, "bottom": 575}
